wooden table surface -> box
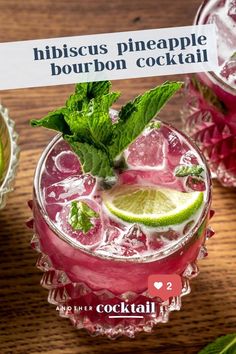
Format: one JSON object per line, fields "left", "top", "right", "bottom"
{"left": 0, "top": 0, "right": 235, "bottom": 353}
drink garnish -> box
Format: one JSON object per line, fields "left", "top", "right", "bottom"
{"left": 0, "top": 136, "right": 4, "bottom": 182}
{"left": 103, "top": 185, "right": 203, "bottom": 227}
{"left": 174, "top": 164, "right": 204, "bottom": 177}
{"left": 69, "top": 200, "right": 98, "bottom": 233}
{"left": 31, "top": 81, "right": 182, "bottom": 179}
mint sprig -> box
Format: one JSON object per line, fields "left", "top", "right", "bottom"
{"left": 69, "top": 200, "right": 98, "bottom": 233}
{"left": 31, "top": 80, "right": 182, "bottom": 179}
{"left": 198, "top": 334, "right": 236, "bottom": 354}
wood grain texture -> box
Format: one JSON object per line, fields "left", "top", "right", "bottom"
{"left": 0, "top": 0, "right": 235, "bottom": 353}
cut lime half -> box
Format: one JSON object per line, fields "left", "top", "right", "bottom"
{"left": 0, "top": 136, "right": 4, "bottom": 182}
{"left": 103, "top": 185, "right": 204, "bottom": 227}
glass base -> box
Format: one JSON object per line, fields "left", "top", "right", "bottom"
{"left": 29, "top": 225, "right": 214, "bottom": 339}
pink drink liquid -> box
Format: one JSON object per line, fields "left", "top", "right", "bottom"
{"left": 183, "top": 0, "right": 236, "bottom": 186}
{"left": 32, "top": 121, "right": 211, "bottom": 338}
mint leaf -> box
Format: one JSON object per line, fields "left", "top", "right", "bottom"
{"left": 198, "top": 334, "right": 236, "bottom": 354}
{"left": 174, "top": 164, "right": 204, "bottom": 177}
{"left": 69, "top": 200, "right": 98, "bottom": 233}
{"left": 191, "top": 76, "right": 226, "bottom": 114}
{"left": 108, "top": 81, "right": 182, "bottom": 159}
{"left": 67, "top": 139, "right": 114, "bottom": 177}
{"left": 31, "top": 107, "right": 71, "bottom": 134}
{"left": 65, "top": 92, "right": 120, "bottom": 148}
{"left": 87, "top": 81, "right": 111, "bottom": 97}
{"left": 66, "top": 82, "right": 112, "bottom": 111}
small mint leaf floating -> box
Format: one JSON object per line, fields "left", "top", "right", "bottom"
{"left": 69, "top": 200, "right": 98, "bottom": 233}
{"left": 174, "top": 164, "right": 204, "bottom": 177}
{"left": 198, "top": 334, "right": 236, "bottom": 354}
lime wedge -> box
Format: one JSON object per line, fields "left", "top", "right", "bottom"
{"left": 103, "top": 185, "right": 204, "bottom": 227}
{"left": 0, "top": 137, "right": 4, "bottom": 181}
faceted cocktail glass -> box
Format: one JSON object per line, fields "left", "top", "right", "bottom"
{"left": 182, "top": 0, "right": 236, "bottom": 187}
{"left": 29, "top": 119, "right": 213, "bottom": 338}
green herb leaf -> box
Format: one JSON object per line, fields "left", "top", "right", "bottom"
{"left": 198, "top": 334, "right": 236, "bottom": 354}
{"left": 69, "top": 200, "right": 98, "bottom": 233}
{"left": 31, "top": 107, "right": 71, "bottom": 134}
{"left": 108, "top": 81, "right": 182, "bottom": 159}
{"left": 65, "top": 92, "right": 120, "bottom": 148}
{"left": 191, "top": 75, "right": 227, "bottom": 114}
{"left": 174, "top": 164, "right": 204, "bottom": 177}
{"left": 66, "top": 81, "right": 113, "bottom": 111}
{"left": 31, "top": 80, "right": 182, "bottom": 179}
{"left": 87, "top": 81, "right": 111, "bottom": 97}
{"left": 67, "top": 139, "right": 114, "bottom": 178}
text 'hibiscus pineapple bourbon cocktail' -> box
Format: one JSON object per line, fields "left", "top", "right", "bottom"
{"left": 29, "top": 81, "right": 213, "bottom": 338}
{"left": 183, "top": 0, "right": 236, "bottom": 187}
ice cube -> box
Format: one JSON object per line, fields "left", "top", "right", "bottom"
{"left": 119, "top": 169, "right": 176, "bottom": 187}
{"left": 117, "top": 224, "right": 148, "bottom": 254}
{"left": 46, "top": 203, "right": 63, "bottom": 221}
{"left": 103, "top": 225, "right": 121, "bottom": 243}
{"left": 148, "top": 238, "right": 164, "bottom": 251}
{"left": 166, "top": 131, "right": 184, "bottom": 166}
{"left": 45, "top": 175, "right": 96, "bottom": 204}
{"left": 96, "top": 243, "right": 134, "bottom": 257}
{"left": 228, "top": 1, "right": 236, "bottom": 21}
{"left": 41, "top": 171, "right": 59, "bottom": 190}
{"left": 185, "top": 176, "right": 206, "bottom": 191}
{"left": 126, "top": 128, "right": 164, "bottom": 167}
{"left": 180, "top": 151, "right": 199, "bottom": 166}
{"left": 55, "top": 151, "right": 82, "bottom": 174}
{"left": 95, "top": 224, "right": 148, "bottom": 257}
{"left": 44, "top": 140, "right": 81, "bottom": 182}
{"left": 148, "top": 230, "right": 179, "bottom": 251}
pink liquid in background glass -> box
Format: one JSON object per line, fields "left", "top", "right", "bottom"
{"left": 183, "top": 0, "right": 236, "bottom": 187}
{"left": 32, "top": 120, "right": 211, "bottom": 338}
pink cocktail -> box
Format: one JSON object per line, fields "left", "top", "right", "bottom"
{"left": 183, "top": 0, "right": 236, "bottom": 187}
{"left": 30, "top": 116, "right": 212, "bottom": 338}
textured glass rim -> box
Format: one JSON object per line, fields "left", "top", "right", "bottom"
{"left": 34, "top": 118, "right": 212, "bottom": 263}
{"left": 195, "top": 0, "right": 236, "bottom": 96}
{"left": 0, "top": 104, "right": 19, "bottom": 208}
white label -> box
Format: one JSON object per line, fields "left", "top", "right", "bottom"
{"left": 0, "top": 24, "right": 218, "bottom": 90}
